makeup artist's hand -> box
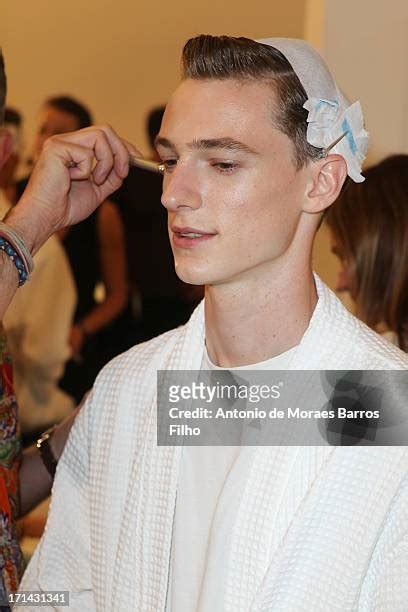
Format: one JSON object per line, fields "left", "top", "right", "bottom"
{"left": 5, "top": 125, "right": 140, "bottom": 254}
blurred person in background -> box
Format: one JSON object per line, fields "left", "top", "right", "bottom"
{"left": 0, "top": 106, "right": 76, "bottom": 445}
{"left": 326, "top": 154, "right": 408, "bottom": 350}
{"left": 14, "top": 96, "right": 132, "bottom": 404}
{"left": 111, "top": 105, "right": 203, "bottom": 342}
{"left": 0, "top": 108, "right": 22, "bottom": 210}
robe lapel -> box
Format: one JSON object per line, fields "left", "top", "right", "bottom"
{"left": 111, "top": 304, "right": 205, "bottom": 611}
{"left": 224, "top": 277, "right": 356, "bottom": 609}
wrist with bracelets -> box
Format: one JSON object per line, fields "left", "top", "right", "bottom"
{"left": 0, "top": 221, "right": 34, "bottom": 286}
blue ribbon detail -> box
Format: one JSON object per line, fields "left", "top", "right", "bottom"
{"left": 316, "top": 99, "right": 339, "bottom": 111}
{"left": 342, "top": 118, "right": 357, "bottom": 154}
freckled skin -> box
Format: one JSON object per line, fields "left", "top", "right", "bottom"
{"left": 158, "top": 78, "right": 310, "bottom": 288}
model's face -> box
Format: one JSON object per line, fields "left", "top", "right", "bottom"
{"left": 157, "top": 78, "right": 309, "bottom": 286}
{"left": 33, "top": 105, "right": 80, "bottom": 159}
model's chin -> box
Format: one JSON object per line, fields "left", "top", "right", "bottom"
{"left": 173, "top": 257, "right": 215, "bottom": 286}
{"left": 174, "top": 263, "right": 205, "bottom": 285}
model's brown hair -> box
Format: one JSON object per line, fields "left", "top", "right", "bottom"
{"left": 181, "top": 35, "right": 323, "bottom": 168}
{"left": 326, "top": 155, "right": 408, "bottom": 350}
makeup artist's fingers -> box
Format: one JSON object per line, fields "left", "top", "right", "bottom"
{"left": 58, "top": 127, "right": 114, "bottom": 184}
{"left": 53, "top": 141, "right": 94, "bottom": 179}
{"left": 59, "top": 125, "right": 141, "bottom": 183}
{"left": 92, "top": 125, "right": 138, "bottom": 181}
{"left": 96, "top": 167, "right": 126, "bottom": 202}
{"left": 31, "top": 136, "right": 94, "bottom": 191}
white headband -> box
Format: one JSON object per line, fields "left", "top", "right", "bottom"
{"left": 256, "top": 38, "right": 369, "bottom": 183}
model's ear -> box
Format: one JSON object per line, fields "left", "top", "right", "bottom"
{"left": 303, "top": 154, "right": 348, "bottom": 214}
{"left": 0, "top": 129, "right": 13, "bottom": 171}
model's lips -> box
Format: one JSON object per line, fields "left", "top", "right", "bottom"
{"left": 172, "top": 226, "right": 217, "bottom": 248}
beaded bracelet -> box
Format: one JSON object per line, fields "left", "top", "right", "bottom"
{"left": 0, "top": 221, "right": 34, "bottom": 286}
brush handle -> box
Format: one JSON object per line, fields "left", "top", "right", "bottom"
{"left": 128, "top": 154, "right": 164, "bottom": 174}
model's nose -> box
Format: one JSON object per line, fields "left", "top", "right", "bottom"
{"left": 161, "top": 163, "right": 202, "bottom": 212}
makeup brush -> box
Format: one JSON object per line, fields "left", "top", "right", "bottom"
{"left": 128, "top": 154, "right": 164, "bottom": 174}
{"left": 66, "top": 154, "right": 164, "bottom": 174}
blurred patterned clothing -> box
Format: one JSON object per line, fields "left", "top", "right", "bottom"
{"left": 0, "top": 324, "right": 24, "bottom": 604}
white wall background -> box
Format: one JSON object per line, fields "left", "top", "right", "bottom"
{"left": 3, "top": 1, "right": 407, "bottom": 296}
{"left": 325, "top": 0, "right": 408, "bottom": 163}
{"left": 1, "top": 0, "right": 305, "bottom": 162}
{"left": 307, "top": 0, "right": 408, "bottom": 292}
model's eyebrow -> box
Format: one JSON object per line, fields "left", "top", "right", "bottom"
{"left": 189, "top": 138, "right": 259, "bottom": 155}
{"left": 154, "top": 137, "right": 176, "bottom": 151}
{"left": 154, "top": 136, "right": 258, "bottom": 155}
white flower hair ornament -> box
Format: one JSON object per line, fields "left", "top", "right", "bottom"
{"left": 256, "top": 37, "right": 369, "bottom": 183}
{"left": 304, "top": 98, "right": 369, "bottom": 183}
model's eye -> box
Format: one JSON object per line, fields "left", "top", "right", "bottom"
{"left": 162, "top": 159, "right": 178, "bottom": 172}
{"left": 213, "top": 161, "right": 239, "bottom": 173}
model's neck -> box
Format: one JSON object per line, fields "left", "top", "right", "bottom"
{"left": 204, "top": 262, "right": 317, "bottom": 368}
